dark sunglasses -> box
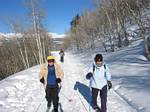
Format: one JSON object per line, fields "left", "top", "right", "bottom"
{"left": 47, "top": 59, "right": 54, "bottom": 63}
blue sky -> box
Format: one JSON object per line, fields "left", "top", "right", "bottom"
{"left": 0, "top": 0, "right": 95, "bottom": 34}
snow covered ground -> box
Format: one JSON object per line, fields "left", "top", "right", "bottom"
{"left": 0, "top": 39, "right": 150, "bottom": 112}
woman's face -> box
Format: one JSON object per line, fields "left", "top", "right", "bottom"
{"left": 96, "top": 61, "right": 103, "bottom": 67}
{"left": 48, "top": 60, "right": 54, "bottom": 66}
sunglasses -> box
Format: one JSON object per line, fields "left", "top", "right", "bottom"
{"left": 47, "top": 59, "right": 54, "bottom": 63}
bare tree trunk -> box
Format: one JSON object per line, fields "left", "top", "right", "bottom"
{"left": 31, "top": 0, "right": 43, "bottom": 64}
{"left": 125, "top": 1, "right": 148, "bottom": 53}
{"left": 102, "top": 5, "right": 114, "bottom": 51}
{"left": 24, "top": 41, "right": 30, "bottom": 68}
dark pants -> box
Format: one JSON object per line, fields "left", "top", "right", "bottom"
{"left": 45, "top": 85, "right": 59, "bottom": 111}
{"left": 60, "top": 56, "right": 64, "bottom": 62}
{"left": 91, "top": 85, "right": 107, "bottom": 112}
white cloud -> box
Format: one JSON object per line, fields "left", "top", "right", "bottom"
{"left": 48, "top": 32, "right": 66, "bottom": 38}
{"left": 0, "top": 32, "right": 66, "bottom": 39}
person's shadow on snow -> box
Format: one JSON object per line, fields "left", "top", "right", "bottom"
{"left": 74, "top": 81, "right": 91, "bottom": 105}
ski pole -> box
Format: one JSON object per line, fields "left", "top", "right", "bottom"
{"left": 58, "top": 83, "right": 74, "bottom": 102}
{"left": 34, "top": 84, "right": 45, "bottom": 112}
{"left": 60, "top": 91, "right": 74, "bottom": 102}
{"left": 88, "top": 83, "right": 92, "bottom": 112}
{"left": 75, "top": 89, "right": 88, "bottom": 112}
{"left": 34, "top": 97, "right": 45, "bottom": 112}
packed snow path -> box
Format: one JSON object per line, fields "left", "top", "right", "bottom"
{"left": 37, "top": 52, "right": 137, "bottom": 112}
{"left": 0, "top": 52, "right": 137, "bottom": 112}
{"left": 1, "top": 40, "right": 150, "bottom": 112}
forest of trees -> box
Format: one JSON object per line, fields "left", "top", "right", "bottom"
{"left": 65, "top": 0, "right": 150, "bottom": 58}
{"left": 0, "top": 0, "right": 51, "bottom": 80}
{"left": 1, "top": 0, "right": 150, "bottom": 80}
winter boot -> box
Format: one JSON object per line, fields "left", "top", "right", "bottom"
{"left": 47, "top": 102, "right": 51, "bottom": 108}
{"left": 54, "top": 108, "right": 58, "bottom": 112}
{"left": 93, "top": 106, "right": 101, "bottom": 112}
{"left": 52, "top": 108, "right": 58, "bottom": 112}
{"left": 46, "top": 103, "right": 51, "bottom": 112}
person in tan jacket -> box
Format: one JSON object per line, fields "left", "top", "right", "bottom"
{"left": 39, "top": 56, "right": 64, "bottom": 112}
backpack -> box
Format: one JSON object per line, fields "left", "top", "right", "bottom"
{"left": 93, "top": 64, "right": 106, "bottom": 78}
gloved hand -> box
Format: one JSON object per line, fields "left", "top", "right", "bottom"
{"left": 40, "top": 77, "right": 44, "bottom": 84}
{"left": 56, "top": 78, "right": 61, "bottom": 83}
{"left": 86, "top": 72, "right": 93, "bottom": 80}
{"left": 107, "top": 81, "right": 112, "bottom": 89}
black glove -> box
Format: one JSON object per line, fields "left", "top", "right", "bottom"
{"left": 107, "top": 81, "right": 112, "bottom": 89}
{"left": 56, "top": 78, "right": 61, "bottom": 83}
{"left": 40, "top": 77, "right": 44, "bottom": 84}
{"left": 86, "top": 72, "right": 93, "bottom": 80}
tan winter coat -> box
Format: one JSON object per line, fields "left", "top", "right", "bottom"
{"left": 39, "top": 62, "right": 64, "bottom": 88}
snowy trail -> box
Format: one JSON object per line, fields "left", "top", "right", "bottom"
{"left": 0, "top": 52, "right": 138, "bottom": 112}
{"left": 37, "top": 52, "right": 137, "bottom": 112}
{"left": 0, "top": 40, "right": 150, "bottom": 112}
{"left": 60, "top": 52, "right": 137, "bottom": 112}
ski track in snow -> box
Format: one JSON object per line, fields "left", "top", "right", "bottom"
{"left": 0, "top": 45, "right": 148, "bottom": 112}
{"left": 0, "top": 51, "right": 137, "bottom": 112}
{"left": 37, "top": 52, "right": 137, "bottom": 112}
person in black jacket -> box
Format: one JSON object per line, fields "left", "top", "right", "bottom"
{"left": 59, "top": 49, "right": 65, "bottom": 63}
